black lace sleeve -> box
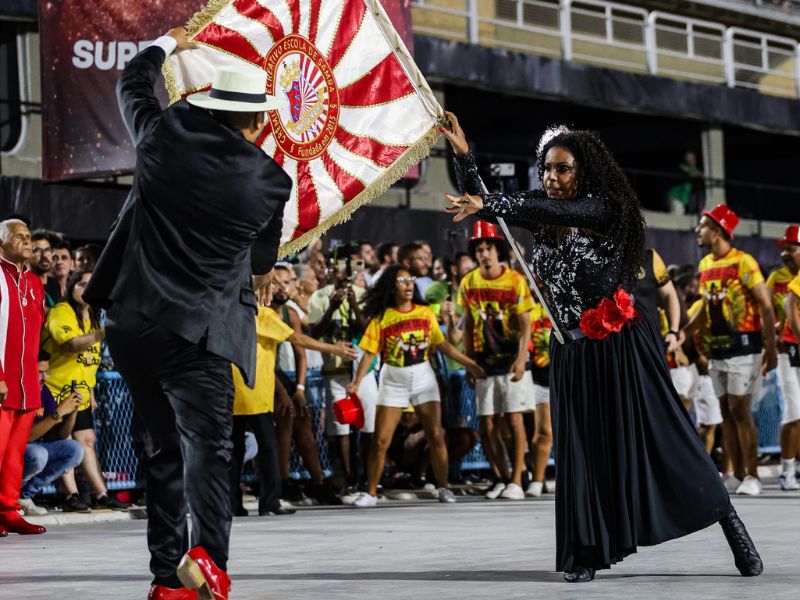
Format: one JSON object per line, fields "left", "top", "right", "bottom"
{"left": 478, "top": 191, "right": 615, "bottom": 234}
{"left": 453, "top": 152, "right": 487, "bottom": 196}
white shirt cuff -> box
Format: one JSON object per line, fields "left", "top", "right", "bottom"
{"left": 150, "top": 35, "right": 178, "bottom": 56}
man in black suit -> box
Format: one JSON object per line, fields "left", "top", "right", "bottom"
{"left": 84, "top": 27, "right": 292, "bottom": 600}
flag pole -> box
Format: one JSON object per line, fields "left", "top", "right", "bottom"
{"left": 495, "top": 217, "right": 566, "bottom": 345}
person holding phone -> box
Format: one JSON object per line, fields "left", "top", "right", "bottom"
{"left": 309, "top": 253, "right": 378, "bottom": 490}
{"left": 42, "top": 270, "right": 125, "bottom": 511}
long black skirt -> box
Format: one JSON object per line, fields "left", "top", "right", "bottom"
{"left": 550, "top": 311, "right": 732, "bottom": 573}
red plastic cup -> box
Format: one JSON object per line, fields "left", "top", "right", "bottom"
{"left": 332, "top": 393, "right": 365, "bottom": 430}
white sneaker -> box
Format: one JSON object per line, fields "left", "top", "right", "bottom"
{"left": 485, "top": 482, "right": 506, "bottom": 499}
{"left": 779, "top": 473, "right": 800, "bottom": 491}
{"left": 438, "top": 487, "right": 456, "bottom": 503}
{"left": 499, "top": 483, "right": 525, "bottom": 500}
{"left": 734, "top": 476, "right": 762, "bottom": 496}
{"left": 19, "top": 497, "right": 48, "bottom": 516}
{"left": 722, "top": 473, "right": 742, "bottom": 492}
{"left": 353, "top": 492, "right": 378, "bottom": 507}
{"left": 525, "top": 481, "right": 544, "bottom": 497}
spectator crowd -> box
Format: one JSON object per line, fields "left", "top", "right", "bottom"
{"left": 1, "top": 202, "right": 800, "bottom": 536}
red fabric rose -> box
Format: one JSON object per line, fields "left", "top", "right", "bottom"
{"left": 579, "top": 307, "right": 609, "bottom": 340}
{"left": 599, "top": 298, "right": 626, "bottom": 332}
{"left": 613, "top": 288, "right": 635, "bottom": 320}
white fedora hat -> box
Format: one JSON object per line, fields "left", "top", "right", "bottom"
{"left": 187, "top": 65, "right": 287, "bottom": 112}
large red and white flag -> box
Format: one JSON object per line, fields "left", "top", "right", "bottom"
{"left": 165, "top": 0, "right": 442, "bottom": 255}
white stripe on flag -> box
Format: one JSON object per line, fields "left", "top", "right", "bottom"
{"left": 326, "top": 138, "right": 383, "bottom": 185}
{"left": 172, "top": 46, "right": 258, "bottom": 94}
{"left": 217, "top": 3, "right": 273, "bottom": 53}
{"left": 314, "top": 0, "right": 346, "bottom": 60}
{"left": 299, "top": 0, "right": 311, "bottom": 39}
{"left": 339, "top": 95, "right": 432, "bottom": 145}
{"left": 332, "top": 11, "right": 389, "bottom": 89}
{"left": 255, "top": 0, "right": 292, "bottom": 40}
{"left": 308, "top": 152, "right": 345, "bottom": 215}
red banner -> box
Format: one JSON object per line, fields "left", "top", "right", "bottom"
{"left": 38, "top": 1, "right": 205, "bottom": 181}
{"left": 38, "top": 0, "right": 415, "bottom": 183}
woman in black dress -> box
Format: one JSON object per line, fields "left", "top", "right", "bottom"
{"left": 440, "top": 113, "right": 763, "bottom": 582}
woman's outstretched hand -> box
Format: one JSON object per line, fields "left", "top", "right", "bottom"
{"left": 439, "top": 111, "right": 469, "bottom": 156}
{"left": 444, "top": 192, "right": 484, "bottom": 222}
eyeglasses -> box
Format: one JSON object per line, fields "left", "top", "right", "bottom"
{"left": 32, "top": 248, "right": 54, "bottom": 256}
{"left": 397, "top": 276, "right": 417, "bottom": 285}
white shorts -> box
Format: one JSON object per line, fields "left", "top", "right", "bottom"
{"left": 709, "top": 353, "right": 762, "bottom": 398}
{"left": 533, "top": 382, "right": 550, "bottom": 406}
{"left": 693, "top": 374, "right": 723, "bottom": 426}
{"left": 776, "top": 353, "right": 800, "bottom": 424}
{"left": 377, "top": 362, "right": 440, "bottom": 409}
{"left": 475, "top": 371, "right": 535, "bottom": 417}
{"left": 325, "top": 372, "right": 378, "bottom": 435}
{"left": 671, "top": 365, "right": 699, "bottom": 399}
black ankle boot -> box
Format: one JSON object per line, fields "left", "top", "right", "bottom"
{"left": 563, "top": 566, "right": 595, "bottom": 582}
{"left": 719, "top": 509, "right": 763, "bottom": 576}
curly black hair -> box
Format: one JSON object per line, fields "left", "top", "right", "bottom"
{"left": 361, "top": 264, "right": 425, "bottom": 322}
{"left": 537, "top": 130, "right": 646, "bottom": 290}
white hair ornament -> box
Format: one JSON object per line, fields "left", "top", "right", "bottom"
{"left": 536, "top": 125, "right": 572, "bottom": 157}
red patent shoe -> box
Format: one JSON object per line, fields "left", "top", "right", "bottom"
{"left": 147, "top": 584, "right": 197, "bottom": 599}
{"left": 0, "top": 523, "right": 7, "bottom": 537}
{"left": 0, "top": 512, "right": 46, "bottom": 535}
{"left": 176, "top": 547, "right": 231, "bottom": 600}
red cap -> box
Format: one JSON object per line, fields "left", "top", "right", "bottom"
{"left": 470, "top": 220, "right": 504, "bottom": 242}
{"left": 702, "top": 204, "right": 739, "bottom": 239}
{"left": 778, "top": 224, "right": 800, "bottom": 248}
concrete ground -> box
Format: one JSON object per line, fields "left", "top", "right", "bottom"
{"left": 1, "top": 478, "right": 798, "bottom": 600}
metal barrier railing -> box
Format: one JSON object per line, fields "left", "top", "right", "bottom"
{"left": 410, "top": 0, "right": 800, "bottom": 98}
{"left": 39, "top": 363, "right": 783, "bottom": 494}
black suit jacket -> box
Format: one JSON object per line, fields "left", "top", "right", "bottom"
{"left": 85, "top": 46, "right": 292, "bottom": 386}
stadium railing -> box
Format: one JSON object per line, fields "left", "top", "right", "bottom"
{"left": 410, "top": 0, "right": 800, "bottom": 98}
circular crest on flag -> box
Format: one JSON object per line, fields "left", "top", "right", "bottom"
{"left": 264, "top": 34, "right": 339, "bottom": 161}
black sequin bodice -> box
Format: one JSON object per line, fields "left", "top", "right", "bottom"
{"left": 454, "top": 152, "right": 625, "bottom": 330}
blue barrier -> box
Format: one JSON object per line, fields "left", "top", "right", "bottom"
{"left": 59, "top": 364, "right": 786, "bottom": 494}
{"left": 753, "top": 370, "right": 782, "bottom": 454}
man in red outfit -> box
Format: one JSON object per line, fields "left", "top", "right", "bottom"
{"left": 0, "top": 218, "right": 47, "bottom": 536}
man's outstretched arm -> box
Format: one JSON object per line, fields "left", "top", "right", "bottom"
{"left": 117, "top": 27, "right": 195, "bottom": 146}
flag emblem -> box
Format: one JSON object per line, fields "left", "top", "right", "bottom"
{"left": 267, "top": 34, "right": 339, "bottom": 160}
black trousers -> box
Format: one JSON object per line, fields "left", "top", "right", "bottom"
{"left": 230, "top": 412, "right": 280, "bottom": 514}
{"left": 106, "top": 307, "right": 234, "bottom": 588}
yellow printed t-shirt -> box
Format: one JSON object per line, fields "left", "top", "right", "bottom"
{"left": 766, "top": 265, "right": 799, "bottom": 344}
{"left": 42, "top": 302, "right": 101, "bottom": 410}
{"left": 698, "top": 248, "right": 764, "bottom": 358}
{"left": 529, "top": 303, "right": 552, "bottom": 369}
{"left": 787, "top": 274, "right": 800, "bottom": 346}
{"left": 653, "top": 250, "right": 670, "bottom": 287}
{"left": 359, "top": 305, "right": 445, "bottom": 368}
{"left": 687, "top": 298, "right": 710, "bottom": 358}
{"left": 459, "top": 267, "right": 534, "bottom": 373}
{"left": 232, "top": 306, "right": 294, "bottom": 416}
